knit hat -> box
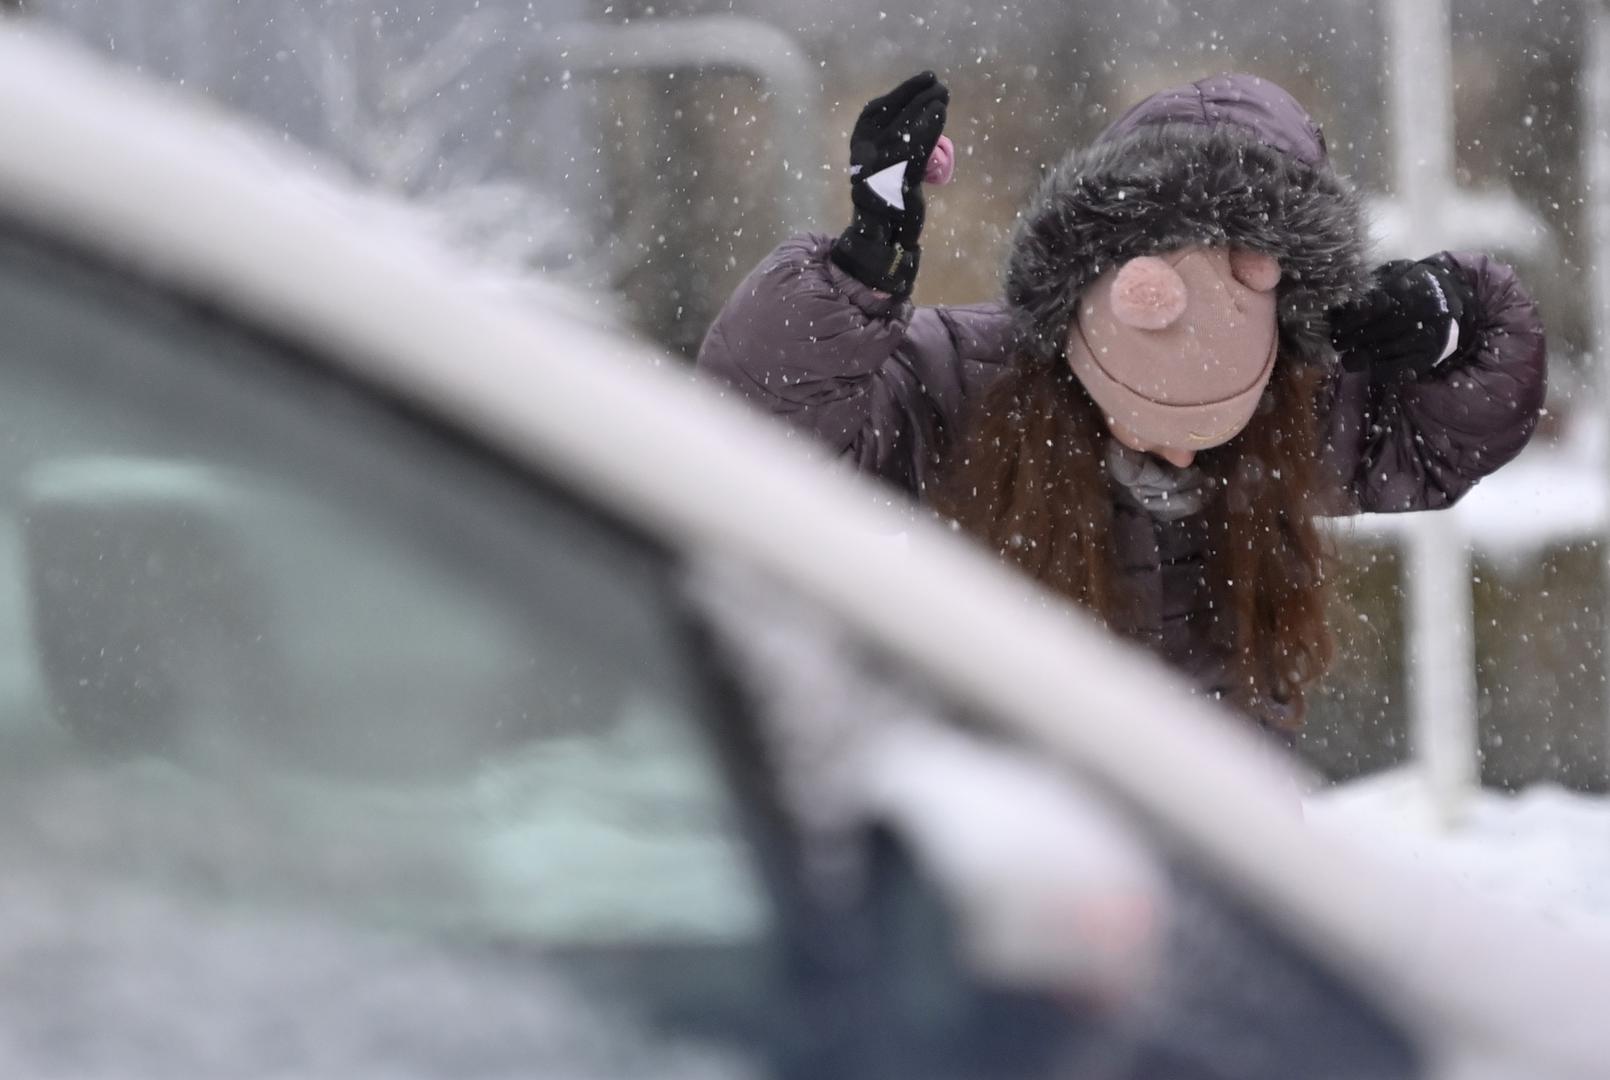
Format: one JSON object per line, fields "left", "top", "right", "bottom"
{"left": 1067, "top": 245, "right": 1283, "bottom": 450}
{"left": 1005, "top": 74, "right": 1369, "bottom": 403}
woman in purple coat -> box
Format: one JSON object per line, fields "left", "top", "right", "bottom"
{"left": 698, "top": 72, "right": 1545, "bottom": 735}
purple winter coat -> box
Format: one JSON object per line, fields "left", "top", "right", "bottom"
{"left": 697, "top": 235, "right": 1545, "bottom": 729}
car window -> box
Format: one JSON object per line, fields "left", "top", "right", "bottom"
{"left": 0, "top": 225, "right": 770, "bottom": 955}
{"left": 0, "top": 864, "right": 769, "bottom": 1080}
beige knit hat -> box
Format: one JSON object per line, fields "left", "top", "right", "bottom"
{"left": 1066, "top": 245, "right": 1281, "bottom": 451}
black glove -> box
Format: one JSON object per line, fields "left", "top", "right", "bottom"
{"left": 829, "top": 71, "right": 949, "bottom": 298}
{"left": 1329, "top": 256, "right": 1478, "bottom": 382}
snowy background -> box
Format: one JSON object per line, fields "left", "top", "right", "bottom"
{"left": 1309, "top": 770, "right": 1610, "bottom": 943}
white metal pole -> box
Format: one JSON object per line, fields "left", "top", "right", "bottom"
{"left": 1387, "top": 0, "right": 1454, "bottom": 227}
{"left": 1405, "top": 518, "right": 1478, "bottom": 821}
{"left": 1387, "top": 0, "right": 1479, "bottom": 823}
{"left": 1586, "top": 0, "right": 1610, "bottom": 775}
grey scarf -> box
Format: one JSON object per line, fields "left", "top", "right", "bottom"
{"left": 1105, "top": 441, "right": 1210, "bottom": 521}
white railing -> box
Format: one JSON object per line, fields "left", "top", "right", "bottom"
{"left": 1345, "top": 0, "right": 1565, "bottom": 824}
{"left": 533, "top": 16, "right": 823, "bottom": 236}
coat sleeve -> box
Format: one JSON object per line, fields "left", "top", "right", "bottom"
{"left": 696, "top": 232, "right": 1011, "bottom": 495}
{"left": 1314, "top": 252, "right": 1547, "bottom": 516}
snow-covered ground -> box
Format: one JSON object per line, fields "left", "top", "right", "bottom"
{"left": 1308, "top": 769, "right": 1610, "bottom": 942}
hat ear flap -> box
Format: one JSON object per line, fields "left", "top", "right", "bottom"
{"left": 1230, "top": 248, "right": 1281, "bottom": 292}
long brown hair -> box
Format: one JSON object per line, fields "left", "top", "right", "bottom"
{"left": 930, "top": 354, "right": 1334, "bottom": 727}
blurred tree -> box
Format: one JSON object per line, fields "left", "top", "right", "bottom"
{"left": 32, "top": 0, "right": 599, "bottom": 286}
{"left": 274, "top": 1, "right": 602, "bottom": 283}
{"left": 282, "top": 3, "right": 508, "bottom": 193}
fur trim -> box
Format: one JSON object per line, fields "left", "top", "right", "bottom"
{"left": 1004, "top": 122, "right": 1368, "bottom": 367}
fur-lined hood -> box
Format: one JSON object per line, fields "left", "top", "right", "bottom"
{"left": 1005, "top": 74, "right": 1368, "bottom": 366}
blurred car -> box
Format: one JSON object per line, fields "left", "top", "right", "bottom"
{"left": 0, "top": 23, "right": 1607, "bottom": 1080}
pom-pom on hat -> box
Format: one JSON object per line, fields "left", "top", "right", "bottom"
{"left": 1068, "top": 246, "right": 1282, "bottom": 450}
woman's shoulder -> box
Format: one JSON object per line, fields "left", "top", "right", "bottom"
{"left": 919, "top": 299, "right": 1018, "bottom": 369}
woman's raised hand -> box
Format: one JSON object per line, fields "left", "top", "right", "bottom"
{"left": 830, "top": 71, "right": 950, "bottom": 298}
{"left": 1330, "top": 256, "right": 1478, "bottom": 381}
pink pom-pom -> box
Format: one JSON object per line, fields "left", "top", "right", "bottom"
{"left": 1110, "top": 256, "right": 1188, "bottom": 330}
{"left": 923, "top": 134, "right": 956, "bottom": 185}
{"left": 1229, "top": 248, "right": 1281, "bottom": 292}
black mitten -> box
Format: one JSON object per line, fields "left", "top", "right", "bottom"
{"left": 1329, "top": 255, "right": 1478, "bottom": 381}
{"left": 829, "top": 71, "right": 949, "bottom": 298}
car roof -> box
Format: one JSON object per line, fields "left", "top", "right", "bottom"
{"left": 1, "top": 25, "right": 1607, "bottom": 1075}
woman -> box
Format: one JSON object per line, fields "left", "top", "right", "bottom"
{"left": 698, "top": 72, "right": 1545, "bottom": 735}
